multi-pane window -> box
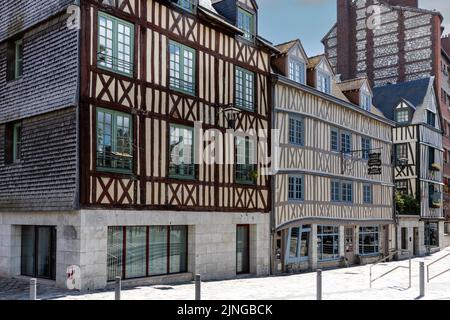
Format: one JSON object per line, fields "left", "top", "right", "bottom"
{"left": 363, "top": 184, "right": 373, "bottom": 204}
{"left": 175, "top": 0, "right": 196, "bottom": 12}
{"left": 341, "top": 182, "right": 353, "bottom": 203}
{"left": 361, "top": 93, "right": 371, "bottom": 111}
{"left": 359, "top": 227, "right": 379, "bottom": 255}
{"left": 237, "top": 8, "right": 254, "bottom": 41}
{"left": 235, "top": 67, "right": 254, "bottom": 111}
{"left": 427, "top": 110, "right": 436, "bottom": 127}
{"left": 317, "top": 71, "right": 331, "bottom": 94}
{"left": 341, "top": 131, "right": 352, "bottom": 154}
{"left": 331, "top": 128, "right": 339, "bottom": 152}
{"left": 287, "top": 226, "right": 311, "bottom": 262}
{"left": 235, "top": 136, "right": 256, "bottom": 184}
{"left": 396, "top": 180, "right": 408, "bottom": 194}
{"left": 169, "top": 41, "right": 196, "bottom": 95}
{"left": 331, "top": 180, "right": 340, "bottom": 202}
{"left": 98, "top": 12, "right": 134, "bottom": 75}
{"left": 288, "top": 176, "right": 304, "bottom": 201}
{"left": 317, "top": 226, "right": 339, "bottom": 261}
{"left": 97, "top": 109, "right": 132, "bottom": 172}
{"left": 107, "top": 226, "right": 188, "bottom": 281}
{"left": 396, "top": 110, "right": 409, "bottom": 124}
{"left": 395, "top": 144, "right": 408, "bottom": 161}
{"left": 169, "top": 125, "right": 195, "bottom": 179}
{"left": 289, "top": 60, "right": 305, "bottom": 84}
{"left": 289, "top": 116, "right": 303, "bottom": 145}
{"left": 361, "top": 137, "right": 371, "bottom": 160}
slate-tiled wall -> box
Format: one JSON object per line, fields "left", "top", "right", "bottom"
{"left": 0, "top": 16, "right": 79, "bottom": 123}
{"left": 0, "top": 107, "right": 78, "bottom": 211}
{"left": 0, "top": 0, "right": 75, "bottom": 43}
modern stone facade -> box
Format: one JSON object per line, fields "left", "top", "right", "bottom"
{"left": 0, "top": 210, "right": 270, "bottom": 290}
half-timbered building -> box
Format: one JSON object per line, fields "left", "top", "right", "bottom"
{"left": 271, "top": 40, "right": 396, "bottom": 273}
{"left": 0, "top": 0, "right": 276, "bottom": 290}
{"left": 373, "top": 77, "right": 445, "bottom": 257}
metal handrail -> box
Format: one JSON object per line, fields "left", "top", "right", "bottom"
{"left": 427, "top": 253, "right": 450, "bottom": 283}
{"left": 370, "top": 250, "right": 411, "bottom": 289}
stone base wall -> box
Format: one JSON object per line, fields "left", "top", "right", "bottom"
{"left": 0, "top": 210, "right": 270, "bottom": 291}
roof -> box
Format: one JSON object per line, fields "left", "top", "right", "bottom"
{"left": 372, "top": 77, "right": 432, "bottom": 120}
{"left": 199, "top": 0, "right": 219, "bottom": 13}
{"left": 337, "top": 77, "right": 367, "bottom": 92}
{"left": 307, "top": 54, "right": 325, "bottom": 69}
{"left": 275, "top": 40, "right": 299, "bottom": 54}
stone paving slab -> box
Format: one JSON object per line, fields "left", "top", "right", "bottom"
{"left": 1, "top": 248, "right": 449, "bottom": 300}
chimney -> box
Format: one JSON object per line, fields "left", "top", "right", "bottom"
{"left": 443, "top": 34, "right": 450, "bottom": 57}
{"left": 384, "top": 0, "right": 418, "bottom": 8}
{"left": 336, "top": 0, "right": 351, "bottom": 80}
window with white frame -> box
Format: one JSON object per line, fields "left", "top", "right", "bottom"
{"left": 98, "top": 12, "right": 134, "bottom": 75}
{"left": 331, "top": 128, "right": 339, "bottom": 152}
{"left": 287, "top": 226, "right": 311, "bottom": 262}
{"left": 396, "top": 110, "right": 409, "bottom": 124}
{"left": 359, "top": 226, "right": 379, "bottom": 255}
{"left": 395, "top": 143, "right": 408, "bottom": 161}
{"left": 289, "top": 116, "right": 304, "bottom": 145}
{"left": 237, "top": 8, "right": 254, "bottom": 41}
{"left": 361, "top": 92, "right": 372, "bottom": 111}
{"left": 317, "top": 71, "right": 331, "bottom": 94}
{"left": 341, "top": 181, "right": 353, "bottom": 203}
{"left": 331, "top": 180, "right": 340, "bottom": 202}
{"left": 288, "top": 176, "right": 304, "bottom": 201}
{"left": 235, "top": 67, "right": 254, "bottom": 111}
{"left": 361, "top": 137, "right": 371, "bottom": 160}
{"left": 169, "top": 41, "right": 196, "bottom": 95}
{"left": 363, "top": 184, "right": 373, "bottom": 204}
{"left": 289, "top": 59, "right": 305, "bottom": 84}
{"left": 341, "top": 131, "right": 352, "bottom": 154}
{"left": 317, "top": 225, "right": 339, "bottom": 261}
{"left": 396, "top": 180, "right": 408, "bottom": 194}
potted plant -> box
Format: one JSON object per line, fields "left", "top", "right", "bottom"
{"left": 249, "top": 169, "right": 259, "bottom": 182}
{"left": 430, "top": 163, "right": 441, "bottom": 172}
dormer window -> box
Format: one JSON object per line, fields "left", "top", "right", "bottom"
{"left": 427, "top": 110, "right": 436, "bottom": 127}
{"left": 396, "top": 110, "right": 409, "bottom": 124}
{"left": 237, "top": 8, "right": 254, "bottom": 41}
{"left": 175, "top": 0, "right": 196, "bottom": 13}
{"left": 289, "top": 59, "right": 305, "bottom": 84}
{"left": 317, "top": 71, "right": 331, "bottom": 94}
{"left": 361, "top": 92, "right": 372, "bottom": 111}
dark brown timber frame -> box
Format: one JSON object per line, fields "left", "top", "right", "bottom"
{"left": 79, "top": 0, "right": 273, "bottom": 213}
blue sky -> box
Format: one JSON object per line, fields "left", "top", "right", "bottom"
{"left": 258, "top": 0, "right": 450, "bottom": 56}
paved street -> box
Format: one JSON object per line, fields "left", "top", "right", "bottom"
{"left": 1, "top": 248, "right": 449, "bottom": 300}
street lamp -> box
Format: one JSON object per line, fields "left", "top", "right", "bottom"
{"left": 218, "top": 104, "right": 241, "bottom": 130}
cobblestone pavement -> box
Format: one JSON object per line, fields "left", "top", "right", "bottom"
{"left": 0, "top": 277, "right": 71, "bottom": 300}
